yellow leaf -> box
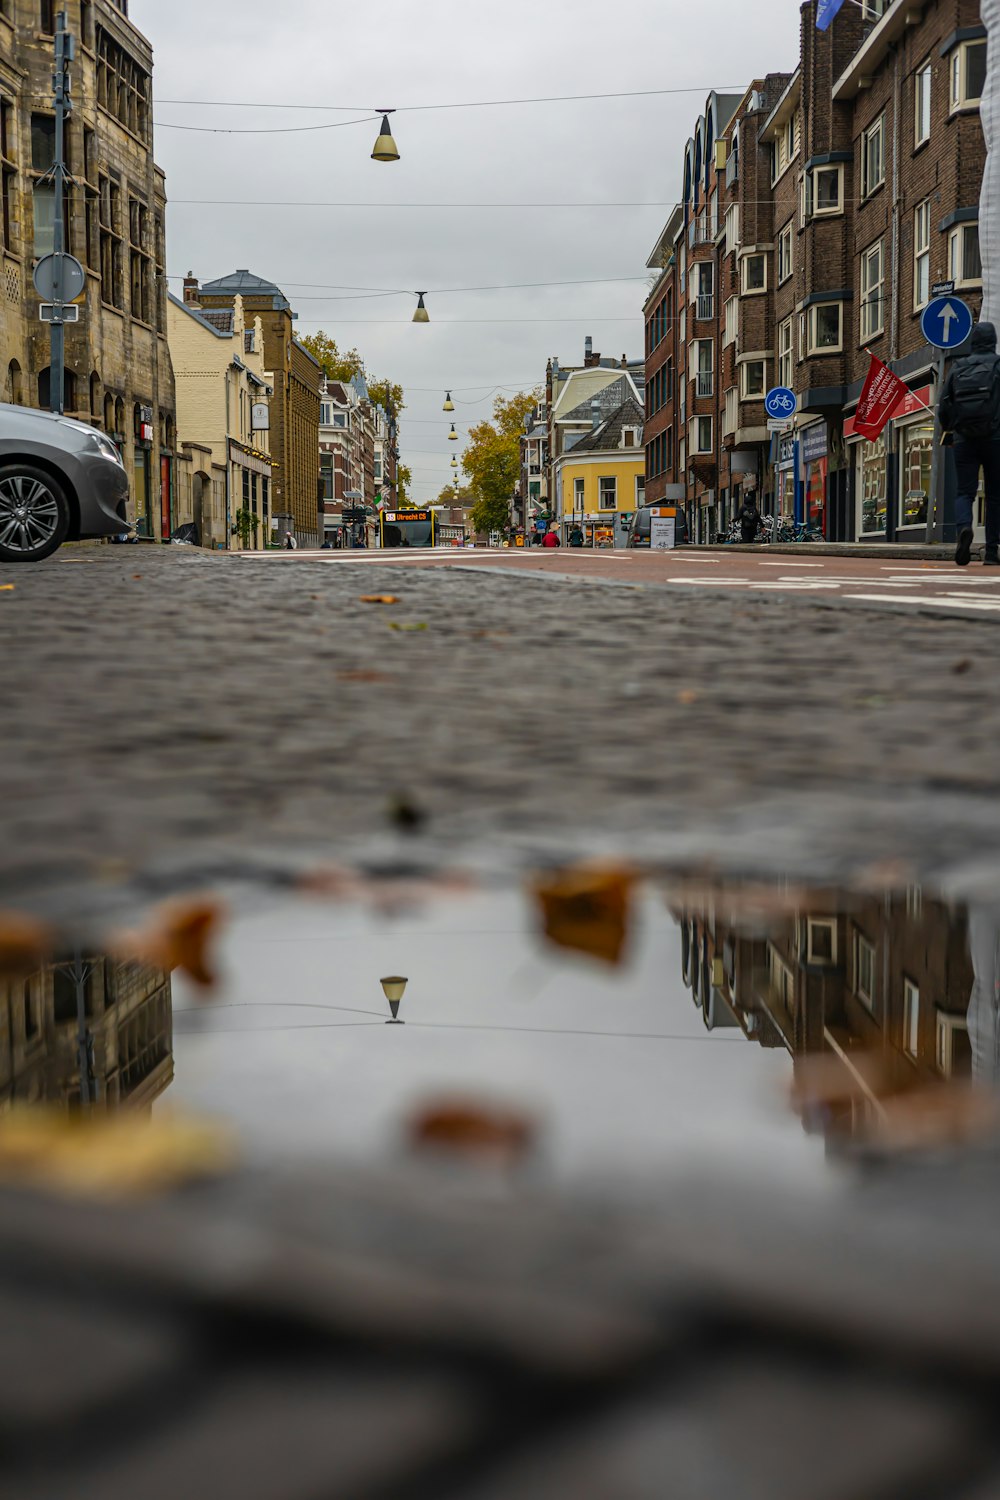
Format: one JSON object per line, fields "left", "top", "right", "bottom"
{"left": 409, "top": 1097, "right": 536, "bottom": 1166}
{"left": 533, "top": 863, "right": 634, "bottom": 966}
{"left": 0, "top": 584, "right": 14, "bottom": 592}
{"left": 359, "top": 594, "right": 400, "bottom": 605}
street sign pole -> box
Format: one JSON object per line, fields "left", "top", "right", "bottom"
{"left": 925, "top": 347, "right": 947, "bottom": 544}
{"left": 920, "top": 294, "right": 973, "bottom": 544}
{"left": 49, "top": 12, "right": 75, "bottom": 416}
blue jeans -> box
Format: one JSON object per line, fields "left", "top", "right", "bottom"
{"left": 954, "top": 437, "right": 1000, "bottom": 548}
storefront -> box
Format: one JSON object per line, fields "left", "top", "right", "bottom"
{"left": 846, "top": 384, "right": 932, "bottom": 540}
{"left": 893, "top": 388, "right": 933, "bottom": 534}
{"left": 777, "top": 433, "right": 796, "bottom": 519}
{"left": 800, "top": 422, "right": 828, "bottom": 536}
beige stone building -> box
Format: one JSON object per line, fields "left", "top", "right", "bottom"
{"left": 0, "top": 954, "right": 173, "bottom": 1111}
{"left": 0, "top": 0, "right": 178, "bottom": 538}
{"left": 197, "top": 270, "right": 322, "bottom": 545}
{"left": 167, "top": 280, "right": 275, "bottom": 550}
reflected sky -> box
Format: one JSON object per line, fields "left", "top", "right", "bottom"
{"left": 169, "top": 889, "right": 822, "bottom": 1185}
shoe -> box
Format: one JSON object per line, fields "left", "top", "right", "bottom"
{"left": 956, "top": 528, "right": 974, "bottom": 566}
{"left": 985, "top": 547, "right": 1000, "bottom": 567}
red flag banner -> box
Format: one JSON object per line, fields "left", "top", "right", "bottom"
{"left": 853, "top": 353, "right": 911, "bottom": 442}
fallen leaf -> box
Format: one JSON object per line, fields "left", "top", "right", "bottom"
{"left": 409, "top": 1098, "right": 537, "bottom": 1166}
{"left": 114, "top": 897, "right": 226, "bottom": 989}
{"left": 388, "top": 621, "right": 428, "bottom": 632}
{"left": 132, "top": 574, "right": 143, "bottom": 580}
{"left": 533, "top": 863, "right": 635, "bottom": 966}
{"left": 360, "top": 594, "right": 400, "bottom": 605}
{"left": 0, "top": 912, "right": 52, "bottom": 976}
{"left": 677, "top": 689, "right": 698, "bottom": 705}
{"left": 953, "top": 659, "right": 973, "bottom": 675}
{"left": 0, "top": 584, "right": 14, "bottom": 592}
{"left": 0, "top": 1109, "right": 234, "bottom": 1198}
{"left": 337, "top": 669, "right": 394, "bottom": 683}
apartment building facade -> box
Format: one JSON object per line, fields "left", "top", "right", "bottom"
{"left": 0, "top": 0, "right": 178, "bottom": 538}
{"left": 645, "top": 0, "right": 988, "bottom": 545}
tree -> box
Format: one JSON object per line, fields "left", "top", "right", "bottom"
{"left": 396, "top": 463, "right": 413, "bottom": 508}
{"left": 296, "top": 330, "right": 365, "bottom": 383}
{"left": 435, "top": 482, "right": 473, "bottom": 508}
{"left": 461, "top": 391, "right": 538, "bottom": 535}
{"left": 368, "top": 377, "right": 405, "bottom": 417}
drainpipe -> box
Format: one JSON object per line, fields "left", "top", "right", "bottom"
{"left": 890, "top": 43, "right": 901, "bottom": 364}
{"left": 224, "top": 366, "right": 233, "bottom": 549}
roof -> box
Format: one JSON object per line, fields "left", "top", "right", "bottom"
{"left": 350, "top": 371, "right": 370, "bottom": 400}
{"left": 200, "top": 269, "right": 291, "bottom": 310}
{"left": 560, "top": 374, "right": 641, "bottom": 425}
{"left": 569, "top": 396, "right": 645, "bottom": 454}
{"left": 167, "top": 293, "right": 232, "bottom": 340}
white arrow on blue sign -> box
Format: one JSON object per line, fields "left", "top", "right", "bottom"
{"left": 921, "top": 294, "right": 973, "bottom": 350}
{"left": 764, "top": 387, "right": 797, "bottom": 421}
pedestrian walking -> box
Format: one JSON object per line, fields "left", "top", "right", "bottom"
{"left": 737, "top": 494, "right": 762, "bottom": 545}
{"left": 569, "top": 525, "right": 584, "bottom": 548}
{"left": 939, "top": 322, "right": 1000, "bottom": 567}
{"left": 284, "top": 532, "right": 298, "bottom": 551}
{"left": 542, "top": 526, "right": 561, "bottom": 549}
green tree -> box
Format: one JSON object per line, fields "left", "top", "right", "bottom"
{"left": 396, "top": 463, "right": 413, "bottom": 508}
{"left": 462, "top": 391, "right": 538, "bottom": 535}
{"left": 296, "top": 330, "right": 365, "bottom": 383}
{"left": 368, "top": 377, "right": 405, "bottom": 417}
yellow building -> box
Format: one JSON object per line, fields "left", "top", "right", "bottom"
{"left": 167, "top": 285, "right": 274, "bottom": 549}
{"left": 554, "top": 394, "right": 645, "bottom": 546}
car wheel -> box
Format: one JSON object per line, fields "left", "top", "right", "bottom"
{"left": 0, "top": 464, "right": 70, "bottom": 562}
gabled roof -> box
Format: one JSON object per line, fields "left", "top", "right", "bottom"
{"left": 350, "top": 371, "right": 370, "bottom": 400}
{"left": 568, "top": 396, "right": 645, "bottom": 454}
{"left": 200, "top": 269, "right": 291, "bottom": 310}
{"left": 168, "top": 293, "right": 231, "bottom": 339}
{"left": 560, "top": 374, "right": 640, "bottom": 425}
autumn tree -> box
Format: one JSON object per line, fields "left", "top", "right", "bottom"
{"left": 462, "top": 391, "right": 538, "bottom": 537}
{"left": 368, "top": 378, "right": 405, "bottom": 417}
{"left": 396, "top": 463, "right": 413, "bottom": 508}
{"left": 296, "top": 331, "right": 365, "bottom": 383}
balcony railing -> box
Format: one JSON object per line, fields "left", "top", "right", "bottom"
{"left": 696, "top": 294, "right": 715, "bottom": 321}
{"left": 725, "top": 152, "right": 739, "bottom": 189}
{"left": 697, "top": 372, "right": 715, "bottom": 398}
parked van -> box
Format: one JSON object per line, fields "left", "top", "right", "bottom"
{"left": 625, "top": 503, "right": 689, "bottom": 550}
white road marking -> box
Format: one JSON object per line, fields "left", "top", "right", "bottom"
{"left": 759, "top": 561, "right": 824, "bottom": 568}
{"left": 845, "top": 592, "right": 1000, "bottom": 612}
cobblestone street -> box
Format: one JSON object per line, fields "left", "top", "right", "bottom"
{"left": 7, "top": 546, "right": 1000, "bottom": 923}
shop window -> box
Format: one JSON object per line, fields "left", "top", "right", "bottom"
{"left": 913, "top": 201, "right": 931, "bottom": 309}
{"left": 914, "top": 61, "right": 932, "bottom": 146}
{"left": 861, "top": 114, "right": 885, "bottom": 198}
{"left": 857, "top": 432, "right": 887, "bottom": 534}
{"left": 740, "top": 253, "right": 767, "bottom": 296}
{"left": 807, "top": 302, "right": 843, "bottom": 355}
{"left": 860, "top": 239, "right": 885, "bottom": 341}
{"left": 899, "top": 418, "right": 932, "bottom": 529}
{"left": 950, "top": 40, "right": 986, "bottom": 112}
{"left": 948, "top": 222, "right": 982, "bottom": 288}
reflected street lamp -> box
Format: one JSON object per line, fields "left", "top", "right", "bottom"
{"left": 381, "top": 975, "right": 409, "bottom": 1024}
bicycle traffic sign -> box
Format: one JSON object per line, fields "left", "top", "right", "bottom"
{"left": 764, "top": 387, "right": 797, "bottom": 421}
{"left": 921, "top": 294, "right": 973, "bottom": 350}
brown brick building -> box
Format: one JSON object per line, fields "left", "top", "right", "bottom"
{"left": 0, "top": 0, "right": 178, "bottom": 537}
{"left": 645, "top": 0, "right": 987, "bottom": 545}
{"left": 198, "top": 270, "right": 322, "bottom": 545}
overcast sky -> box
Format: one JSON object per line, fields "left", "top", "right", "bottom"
{"left": 130, "top": 0, "right": 801, "bottom": 502}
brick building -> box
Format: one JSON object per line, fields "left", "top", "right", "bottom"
{"left": 645, "top": 0, "right": 988, "bottom": 545}
{"left": 0, "top": 0, "right": 178, "bottom": 538}
{"left": 198, "top": 270, "right": 322, "bottom": 545}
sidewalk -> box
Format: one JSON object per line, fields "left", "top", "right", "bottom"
{"left": 698, "top": 541, "right": 958, "bottom": 560}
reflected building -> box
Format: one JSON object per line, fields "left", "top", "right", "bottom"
{"left": 0, "top": 956, "right": 173, "bottom": 1111}
{"left": 676, "top": 885, "right": 975, "bottom": 1138}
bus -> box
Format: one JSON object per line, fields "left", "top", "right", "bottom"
{"left": 378, "top": 510, "right": 465, "bottom": 549}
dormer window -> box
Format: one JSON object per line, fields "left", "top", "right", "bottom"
{"left": 622, "top": 428, "right": 639, "bottom": 449}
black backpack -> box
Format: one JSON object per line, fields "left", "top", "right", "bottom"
{"left": 944, "top": 355, "right": 1000, "bottom": 440}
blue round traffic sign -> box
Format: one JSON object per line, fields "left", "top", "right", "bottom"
{"left": 764, "top": 387, "right": 797, "bottom": 420}
{"left": 921, "top": 294, "right": 973, "bottom": 350}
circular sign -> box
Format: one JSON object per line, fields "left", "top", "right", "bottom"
{"left": 764, "top": 386, "right": 797, "bottom": 421}
{"left": 32, "top": 252, "right": 86, "bottom": 304}
{"left": 920, "top": 294, "right": 974, "bottom": 351}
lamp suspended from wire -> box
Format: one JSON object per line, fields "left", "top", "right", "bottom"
{"left": 448, "top": 423, "right": 458, "bottom": 441}
{"left": 451, "top": 455, "right": 458, "bottom": 469}
{"left": 443, "top": 391, "right": 455, "bottom": 411}
{"left": 413, "top": 292, "right": 430, "bottom": 323}
{"left": 371, "top": 110, "right": 400, "bottom": 162}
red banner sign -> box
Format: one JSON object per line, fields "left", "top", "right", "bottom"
{"left": 852, "top": 353, "right": 911, "bottom": 442}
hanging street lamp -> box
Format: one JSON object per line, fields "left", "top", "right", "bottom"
{"left": 381, "top": 975, "right": 409, "bottom": 1024}
{"left": 413, "top": 292, "right": 430, "bottom": 324}
{"left": 371, "top": 111, "right": 400, "bottom": 163}
{"left": 448, "top": 423, "right": 458, "bottom": 441}
{"left": 451, "top": 455, "right": 458, "bottom": 469}
{"left": 443, "top": 391, "right": 455, "bottom": 412}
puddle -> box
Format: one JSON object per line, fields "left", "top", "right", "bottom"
{"left": 4, "top": 870, "right": 996, "bottom": 1192}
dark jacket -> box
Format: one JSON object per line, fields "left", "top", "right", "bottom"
{"left": 738, "top": 503, "right": 761, "bottom": 539}
{"left": 940, "top": 322, "right": 1000, "bottom": 440}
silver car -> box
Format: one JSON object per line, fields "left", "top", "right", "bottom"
{"left": 0, "top": 401, "right": 129, "bottom": 562}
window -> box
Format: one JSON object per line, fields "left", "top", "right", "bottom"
{"left": 936, "top": 1011, "right": 971, "bottom": 1077}
{"left": 949, "top": 222, "right": 982, "bottom": 287}
{"left": 771, "top": 110, "right": 800, "bottom": 182}
{"left": 31, "top": 113, "right": 54, "bottom": 171}
{"left": 696, "top": 261, "right": 714, "bottom": 320}
{"left": 862, "top": 0, "right": 888, "bottom": 17}
{"left": 598, "top": 476, "right": 616, "bottom": 511}
{"left": 32, "top": 182, "right": 55, "bottom": 257}
{"left": 861, "top": 114, "right": 885, "bottom": 197}
{"left": 724, "top": 296, "right": 737, "bottom": 348}
{"left": 914, "top": 61, "right": 932, "bottom": 146}
{"left": 695, "top": 339, "right": 714, "bottom": 398}
{"left": 128, "top": 195, "right": 152, "bottom": 323}
{"left": 725, "top": 203, "right": 740, "bottom": 252}
{"left": 777, "top": 224, "right": 793, "bottom": 285}
{"left": 40, "top": 0, "right": 54, "bottom": 32}
{"left": 693, "top": 415, "right": 713, "bottom": 454}
{"left": 723, "top": 386, "right": 738, "bottom": 438}
{"left": 812, "top": 164, "right": 843, "bottom": 216}
{"left": 21, "top": 979, "right": 39, "bottom": 1041}
{"left": 320, "top": 402, "right": 332, "bottom": 425}
{"left": 860, "top": 239, "right": 885, "bottom": 340}
{"left": 97, "top": 27, "right": 151, "bottom": 139}
{"left": 740, "top": 360, "right": 766, "bottom": 400}
{"left": 635, "top": 474, "right": 645, "bottom": 507}
{"left": 807, "top": 302, "right": 843, "bottom": 354}
{"left": 806, "top": 919, "right": 837, "bottom": 966}
{"left": 99, "top": 175, "right": 124, "bottom": 309}
{"left": 858, "top": 430, "right": 888, "bottom": 533}
{"left": 913, "top": 201, "right": 931, "bottom": 309}
{"left": 741, "top": 253, "right": 766, "bottom": 295}
{"left": 903, "top": 980, "right": 920, "bottom": 1059}
{"left": 333, "top": 412, "right": 346, "bottom": 428}
{"left": 778, "top": 317, "right": 794, "bottom": 389}
{"left": 854, "top": 931, "right": 877, "bottom": 1010}
{"left": 950, "top": 40, "right": 987, "bottom": 112}
{"left": 899, "top": 418, "right": 933, "bottom": 528}
{"left": 767, "top": 944, "right": 795, "bottom": 1011}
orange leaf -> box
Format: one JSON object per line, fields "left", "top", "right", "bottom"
{"left": 0, "top": 584, "right": 14, "bottom": 593}
{"left": 359, "top": 594, "right": 400, "bottom": 605}
{"left": 409, "top": 1098, "right": 536, "bottom": 1166}
{"left": 533, "top": 863, "right": 634, "bottom": 966}
{"left": 0, "top": 912, "right": 51, "bottom": 976}
{"left": 116, "top": 897, "right": 226, "bottom": 989}
{"left": 337, "top": 670, "right": 394, "bottom": 683}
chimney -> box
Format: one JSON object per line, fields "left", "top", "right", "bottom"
{"left": 183, "top": 272, "right": 200, "bottom": 306}
{"left": 621, "top": 354, "right": 627, "bottom": 368}
{"left": 590, "top": 398, "right": 601, "bottom": 431}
